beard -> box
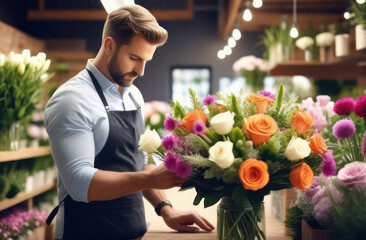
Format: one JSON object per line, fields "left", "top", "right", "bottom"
{"left": 107, "top": 52, "right": 138, "bottom": 87}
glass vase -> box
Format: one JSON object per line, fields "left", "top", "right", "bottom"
{"left": 217, "top": 197, "right": 266, "bottom": 240}
{"left": 0, "top": 123, "right": 20, "bottom": 151}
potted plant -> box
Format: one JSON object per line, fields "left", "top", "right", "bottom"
{"left": 296, "top": 36, "right": 315, "bottom": 61}
{"left": 335, "top": 21, "right": 350, "bottom": 57}
{"left": 350, "top": 0, "right": 366, "bottom": 50}
{"left": 316, "top": 32, "right": 335, "bottom": 63}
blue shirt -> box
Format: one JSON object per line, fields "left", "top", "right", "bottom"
{"left": 44, "top": 60, "right": 146, "bottom": 238}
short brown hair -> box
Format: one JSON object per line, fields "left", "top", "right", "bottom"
{"left": 102, "top": 5, "right": 168, "bottom": 47}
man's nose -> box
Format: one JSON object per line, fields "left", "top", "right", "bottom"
{"left": 135, "top": 62, "right": 146, "bottom": 77}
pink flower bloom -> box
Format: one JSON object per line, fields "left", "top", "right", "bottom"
{"left": 362, "top": 131, "right": 366, "bottom": 160}
{"left": 202, "top": 95, "right": 215, "bottom": 106}
{"left": 174, "top": 161, "right": 192, "bottom": 178}
{"left": 257, "top": 90, "right": 276, "bottom": 101}
{"left": 162, "top": 135, "right": 178, "bottom": 151}
{"left": 193, "top": 121, "right": 205, "bottom": 135}
{"left": 321, "top": 150, "right": 337, "bottom": 177}
{"left": 354, "top": 94, "right": 366, "bottom": 118}
{"left": 307, "top": 104, "right": 327, "bottom": 132}
{"left": 332, "top": 119, "right": 355, "bottom": 140}
{"left": 164, "top": 153, "right": 180, "bottom": 172}
{"left": 316, "top": 95, "right": 331, "bottom": 107}
{"left": 333, "top": 98, "right": 355, "bottom": 116}
{"left": 164, "top": 116, "right": 178, "bottom": 131}
{"left": 305, "top": 176, "right": 321, "bottom": 198}
{"left": 337, "top": 161, "right": 366, "bottom": 190}
{"left": 27, "top": 125, "right": 41, "bottom": 138}
{"left": 324, "top": 101, "right": 336, "bottom": 119}
{"left": 301, "top": 97, "right": 314, "bottom": 110}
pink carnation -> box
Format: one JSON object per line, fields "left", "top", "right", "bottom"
{"left": 301, "top": 97, "right": 314, "bottom": 110}
{"left": 202, "top": 95, "right": 215, "bottom": 106}
{"left": 337, "top": 161, "right": 366, "bottom": 190}
{"left": 316, "top": 95, "right": 331, "bottom": 107}
{"left": 333, "top": 98, "right": 355, "bottom": 116}
{"left": 193, "top": 121, "right": 205, "bottom": 135}
{"left": 162, "top": 135, "right": 178, "bottom": 151}
{"left": 164, "top": 116, "right": 179, "bottom": 131}
{"left": 354, "top": 94, "right": 366, "bottom": 118}
{"left": 257, "top": 90, "right": 276, "bottom": 101}
{"left": 164, "top": 153, "right": 180, "bottom": 172}
{"left": 307, "top": 104, "right": 327, "bottom": 132}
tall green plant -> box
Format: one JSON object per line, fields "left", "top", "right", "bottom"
{"left": 350, "top": 0, "right": 366, "bottom": 29}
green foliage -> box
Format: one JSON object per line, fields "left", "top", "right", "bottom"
{"left": 284, "top": 206, "right": 303, "bottom": 240}
{"left": 267, "top": 97, "right": 298, "bottom": 128}
{"left": 275, "top": 83, "right": 284, "bottom": 110}
{"left": 171, "top": 101, "right": 186, "bottom": 120}
{"left": 173, "top": 127, "right": 189, "bottom": 137}
{"left": 350, "top": 0, "right": 366, "bottom": 29}
{"left": 183, "top": 155, "right": 213, "bottom": 168}
{"left": 258, "top": 133, "right": 283, "bottom": 162}
{"left": 230, "top": 94, "right": 242, "bottom": 127}
{"left": 205, "top": 128, "right": 223, "bottom": 144}
{"left": 0, "top": 175, "right": 9, "bottom": 201}
{"left": 189, "top": 88, "right": 204, "bottom": 110}
{"left": 228, "top": 127, "right": 244, "bottom": 145}
{"left": 303, "top": 153, "right": 322, "bottom": 175}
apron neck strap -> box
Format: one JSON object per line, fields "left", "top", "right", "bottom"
{"left": 87, "top": 69, "right": 111, "bottom": 112}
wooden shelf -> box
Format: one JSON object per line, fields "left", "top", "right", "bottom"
{"left": 0, "top": 146, "right": 52, "bottom": 163}
{"left": 0, "top": 181, "right": 56, "bottom": 211}
{"left": 268, "top": 60, "right": 366, "bottom": 78}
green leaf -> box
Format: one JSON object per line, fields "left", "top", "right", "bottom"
{"left": 189, "top": 88, "right": 203, "bottom": 110}
{"left": 247, "top": 193, "right": 265, "bottom": 217}
{"left": 204, "top": 194, "right": 221, "bottom": 208}
{"left": 193, "top": 194, "right": 203, "bottom": 206}
{"left": 205, "top": 129, "right": 222, "bottom": 144}
{"left": 18, "top": 106, "right": 27, "bottom": 119}
{"left": 147, "top": 154, "right": 155, "bottom": 164}
{"left": 228, "top": 127, "right": 244, "bottom": 144}
{"left": 232, "top": 186, "right": 247, "bottom": 203}
{"left": 173, "top": 102, "right": 186, "bottom": 119}
{"left": 275, "top": 83, "right": 284, "bottom": 110}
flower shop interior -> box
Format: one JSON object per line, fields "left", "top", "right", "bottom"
{"left": 1, "top": 0, "right": 366, "bottom": 239}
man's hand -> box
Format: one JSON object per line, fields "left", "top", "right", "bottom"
{"left": 160, "top": 206, "right": 215, "bottom": 233}
{"left": 146, "top": 164, "right": 186, "bottom": 189}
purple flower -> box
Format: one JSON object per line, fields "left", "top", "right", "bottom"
{"left": 164, "top": 116, "right": 178, "bottom": 131}
{"left": 305, "top": 176, "right": 321, "bottom": 198}
{"left": 164, "top": 153, "right": 180, "bottom": 172}
{"left": 316, "top": 95, "right": 331, "bottom": 107}
{"left": 362, "top": 131, "right": 366, "bottom": 160}
{"left": 162, "top": 135, "right": 178, "bottom": 151}
{"left": 354, "top": 94, "right": 366, "bottom": 118}
{"left": 257, "top": 90, "right": 276, "bottom": 101}
{"left": 193, "top": 121, "right": 205, "bottom": 135}
{"left": 333, "top": 98, "right": 355, "bottom": 116}
{"left": 174, "top": 161, "right": 192, "bottom": 178}
{"left": 321, "top": 150, "right": 337, "bottom": 177}
{"left": 337, "top": 161, "right": 366, "bottom": 190}
{"left": 332, "top": 119, "right": 356, "bottom": 140}
{"left": 202, "top": 95, "right": 215, "bottom": 106}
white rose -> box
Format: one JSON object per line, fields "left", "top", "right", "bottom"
{"left": 316, "top": 32, "right": 335, "bottom": 47}
{"left": 150, "top": 113, "right": 161, "bottom": 125}
{"left": 209, "top": 141, "right": 234, "bottom": 169}
{"left": 0, "top": 54, "right": 6, "bottom": 67}
{"left": 295, "top": 36, "right": 314, "bottom": 51}
{"left": 210, "top": 111, "right": 235, "bottom": 135}
{"left": 138, "top": 129, "right": 161, "bottom": 153}
{"left": 284, "top": 137, "right": 311, "bottom": 161}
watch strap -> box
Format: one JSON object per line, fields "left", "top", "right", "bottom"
{"left": 155, "top": 200, "right": 173, "bottom": 216}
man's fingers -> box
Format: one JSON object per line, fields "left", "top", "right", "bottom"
{"left": 177, "top": 225, "right": 200, "bottom": 233}
{"left": 191, "top": 213, "right": 214, "bottom": 232}
{"left": 200, "top": 216, "right": 215, "bottom": 230}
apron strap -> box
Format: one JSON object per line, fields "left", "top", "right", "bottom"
{"left": 129, "top": 92, "right": 141, "bottom": 111}
{"left": 86, "top": 69, "right": 111, "bottom": 112}
{"left": 46, "top": 205, "right": 59, "bottom": 225}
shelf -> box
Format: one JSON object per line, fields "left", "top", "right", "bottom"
{"left": 268, "top": 60, "right": 366, "bottom": 78}
{"left": 0, "top": 181, "right": 56, "bottom": 211}
{"left": 0, "top": 146, "right": 52, "bottom": 163}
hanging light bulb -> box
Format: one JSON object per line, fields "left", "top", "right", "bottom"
{"left": 356, "top": 0, "right": 365, "bottom": 4}
{"left": 228, "top": 37, "right": 236, "bottom": 48}
{"left": 344, "top": 11, "right": 350, "bottom": 19}
{"left": 290, "top": 24, "right": 299, "bottom": 38}
{"left": 252, "top": 0, "right": 263, "bottom": 8}
{"left": 217, "top": 50, "right": 225, "bottom": 59}
{"left": 101, "top": 0, "right": 135, "bottom": 13}
{"left": 243, "top": 1, "right": 252, "bottom": 22}
{"left": 232, "top": 29, "right": 241, "bottom": 40}
{"left": 224, "top": 46, "right": 232, "bottom": 55}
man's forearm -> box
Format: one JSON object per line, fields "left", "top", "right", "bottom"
{"left": 142, "top": 164, "right": 168, "bottom": 207}
{"left": 87, "top": 170, "right": 150, "bottom": 201}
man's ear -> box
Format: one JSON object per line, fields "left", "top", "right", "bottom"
{"left": 103, "top": 36, "right": 116, "bottom": 56}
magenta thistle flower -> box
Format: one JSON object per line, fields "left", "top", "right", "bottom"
{"left": 202, "top": 95, "right": 215, "bottom": 106}
{"left": 354, "top": 94, "right": 366, "bottom": 118}
{"left": 257, "top": 90, "right": 276, "bottom": 101}
{"left": 333, "top": 97, "right": 355, "bottom": 116}
{"left": 174, "top": 161, "right": 192, "bottom": 178}
{"left": 332, "top": 119, "right": 356, "bottom": 140}
{"left": 193, "top": 121, "right": 205, "bottom": 135}
{"left": 164, "top": 116, "right": 178, "bottom": 131}
{"left": 362, "top": 131, "right": 366, "bottom": 160}
{"left": 162, "top": 135, "right": 178, "bottom": 151}
{"left": 164, "top": 152, "right": 180, "bottom": 172}
{"left": 321, "top": 150, "right": 337, "bottom": 177}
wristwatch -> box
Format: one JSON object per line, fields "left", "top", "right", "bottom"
{"left": 155, "top": 200, "right": 173, "bottom": 216}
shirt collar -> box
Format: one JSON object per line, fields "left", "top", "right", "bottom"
{"left": 86, "top": 59, "right": 130, "bottom": 96}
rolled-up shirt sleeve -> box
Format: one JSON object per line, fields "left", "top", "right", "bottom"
{"left": 44, "top": 90, "right": 97, "bottom": 202}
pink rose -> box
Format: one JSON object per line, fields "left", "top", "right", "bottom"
{"left": 337, "top": 162, "right": 366, "bottom": 190}
{"left": 316, "top": 95, "right": 331, "bottom": 107}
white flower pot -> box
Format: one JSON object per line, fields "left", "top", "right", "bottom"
{"left": 304, "top": 49, "right": 312, "bottom": 62}
{"left": 335, "top": 34, "right": 349, "bottom": 57}
{"left": 34, "top": 170, "right": 46, "bottom": 189}
{"left": 356, "top": 24, "right": 366, "bottom": 50}
{"left": 25, "top": 176, "right": 34, "bottom": 192}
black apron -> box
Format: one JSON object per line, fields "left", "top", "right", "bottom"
{"left": 47, "top": 69, "right": 146, "bottom": 240}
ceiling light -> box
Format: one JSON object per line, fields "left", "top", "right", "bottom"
{"left": 101, "top": 0, "right": 135, "bottom": 14}
{"left": 253, "top": 0, "right": 263, "bottom": 8}
{"left": 228, "top": 37, "right": 236, "bottom": 48}
{"left": 232, "top": 29, "right": 241, "bottom": 40}
{"left": 217, "top": 50, "right": 225, "bottom": 59}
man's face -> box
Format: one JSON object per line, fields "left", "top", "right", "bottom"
{"left": 107, "top": 34, "right": 157, "bottom": 87}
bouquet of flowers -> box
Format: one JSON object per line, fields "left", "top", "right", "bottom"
{"left": 144, "top": 101, "right": 171, "bottom": 136}
{"left": 139, "top": 85, "right": 323, "bottom": 240}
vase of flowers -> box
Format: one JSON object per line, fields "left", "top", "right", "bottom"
{"left": 0, "top": 50, "right": 52, "bottom": 151}
{"left": 296, "top": 36, "right": 315, "bottom": 62}
{"left": 316, "top": 32, "right": 335, "bottom": 63}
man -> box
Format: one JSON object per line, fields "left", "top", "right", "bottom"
{"left": 44, "top": 5, "right": 214, "bottom": 240}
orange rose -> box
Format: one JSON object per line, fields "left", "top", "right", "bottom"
{"left": 289, "top": 163, "right": 314, "bottom": 190}
{"left": 238, "top": 158, "right": 269, "bottom": 191}
{"left": 181, "top": 109, "right": 208, "bottom": 132}
{"left": 246, "top": 93, "right": 274, "bottom": 113}
{"left": 309, "top": 134, "right": 327, "bottom": 154}
{"left": 292, "top": 111, "right": 315, "bottom": 135}
{"left": 243, "top": 114, "right": 279, "bottom": 145}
